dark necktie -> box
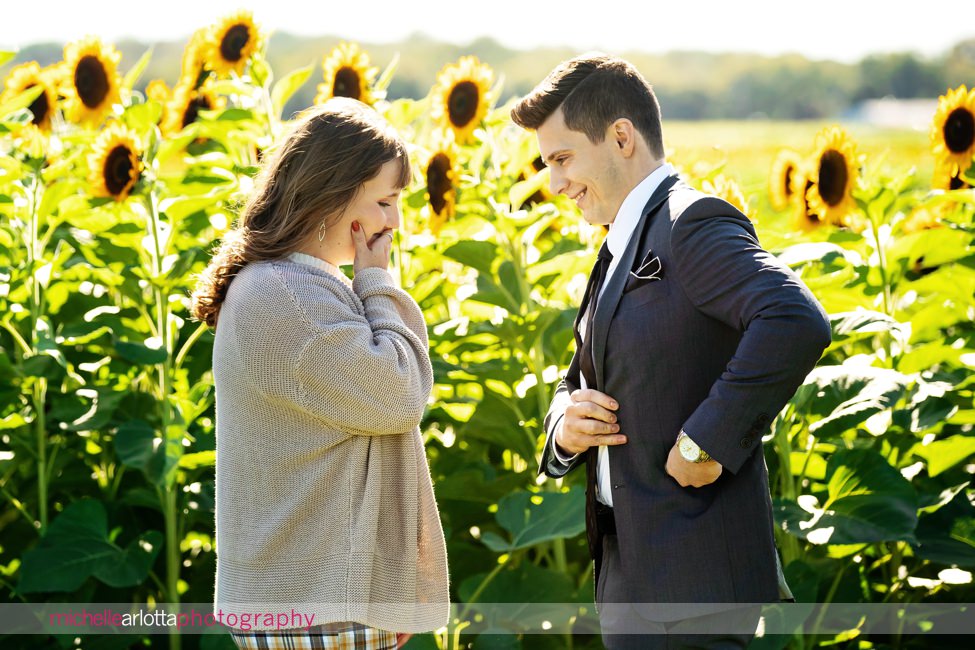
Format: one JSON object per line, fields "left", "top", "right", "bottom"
{"left": 577, "top": 242, "right": 613, "bottom": 574}
{"left": 579, "top": 242, "right": 613, "bottom": 390}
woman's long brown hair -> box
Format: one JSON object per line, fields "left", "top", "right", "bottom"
{"left": 189, "top": 98, "right": 410, "bottom": 328}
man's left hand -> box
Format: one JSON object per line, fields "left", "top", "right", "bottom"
{"left": 665, "top": 443, "right": 723, "bottom": 487}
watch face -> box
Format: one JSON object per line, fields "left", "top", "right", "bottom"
{"left": 678, "top": 437, "right": 699, "bottom": 461}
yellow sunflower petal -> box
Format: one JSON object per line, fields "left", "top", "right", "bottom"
{"left": 768, "top": 149, "right": 802, "bottom": 212}
{"left": 792, "top": 171, "right": 827, "bottom": 233}
{"left": 806, "top": 126, "right": 860, "bottom": 227}
{"left": 430, "top": 56, "right": 493, "bottom": 145}
{"left": 703, "top": 174, "right": 752, "bottom": 221}
{"left": 314, "top": 42, "right": 379, "bottom": 106}
{"left": 205, "top": 11, "right": 261, "bottom": 78}
{"left": 931, "top": 85, "right": 975, "bottom": 177}
{"left": 180, "top": 28, "right": 213, "bottom": 89}
{"left": 62, "top": 36, "right": 122, "bottom": 126}
{"left": 1, "top": 61, "right": 58, "bottom": 131}
{"left": 932, "top": 159, "right": 972, "bottom": 191}
{"left": 88, "top": 123, "right": 143, "bottom": 201}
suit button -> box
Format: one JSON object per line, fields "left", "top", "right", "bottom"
{"left": 756, "top": 413, "right": 770, "bottom": 426}
{"left": 740, "top": 437, "right": 752, "bottom": 448}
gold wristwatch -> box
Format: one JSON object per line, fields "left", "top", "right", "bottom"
{"left": 677, "top": 430, "right": 711, "bottom": 463}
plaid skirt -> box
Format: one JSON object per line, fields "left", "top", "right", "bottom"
{"left": 230, "top": 621, "right": 397, "bottom": 649}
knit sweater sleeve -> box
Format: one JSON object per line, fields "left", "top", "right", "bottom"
{"left": 252, "top": 265, "right": 434, "bottom": 436}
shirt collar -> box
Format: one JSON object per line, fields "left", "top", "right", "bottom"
{"left": 605, "top": 162, "right": 674, "bottom": 259}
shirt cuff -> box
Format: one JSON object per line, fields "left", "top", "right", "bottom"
{"left": 551, "top": 419, "right": 580, "bottom": 464}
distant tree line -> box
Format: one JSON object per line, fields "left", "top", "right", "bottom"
{"left": 7, "top": 33, "right": 974, "bottom": 120}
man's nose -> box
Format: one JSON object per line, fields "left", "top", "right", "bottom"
{"left": 549, "top": 167, "right": 567, "bottom": 195}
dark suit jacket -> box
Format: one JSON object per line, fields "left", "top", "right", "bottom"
{"left": 540, "top": 174, "right": 831, "bottom": 607}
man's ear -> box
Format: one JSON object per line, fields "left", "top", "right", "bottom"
{"left": 612, "top": 119, "right": 637, "bottom": 157}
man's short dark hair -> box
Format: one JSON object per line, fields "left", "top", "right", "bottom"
{"left": 511, "top": 53, "right": 665, "bottom": 159}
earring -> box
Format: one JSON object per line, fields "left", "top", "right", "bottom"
{"left": 317, "top": 219, "right": 327, "bottom": 242}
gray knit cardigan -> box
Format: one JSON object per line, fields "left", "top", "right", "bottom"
{"left": 212, "top": 256, "right": 449, "bottom": 632}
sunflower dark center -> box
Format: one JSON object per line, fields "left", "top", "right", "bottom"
{"left": 783, "top": 164, "right": 795, "bottom": 197}
{"left": 182, "top": 95, "right": 213, "bottom": 128}
{"left": 427, "top": 153, "right": 452, "bottom": 214}
{"left": 333, "top": 67, "right": 361, "bottom": 100}
{"left": 447, "top": 81, "right": 479, "bottom": 128}
{"left": 818, "top": 150, "right": 849, "bottom": 206}
{"left": 531, "top": 156, "right": 545, "bottom": 172}
{"left": 944, "top": 107, "right": 975, "bottom": 154}
{"left": 220, "top": 25, "right": 251, "bottom": 62}
{"left": 26, "top": 83, "right": 50, "bottom": 125}
{"left": 75, "top": 55, "right": 109, "bottom": 108}
{"left": 104, "top": 145, "right": 136, "bottom": 195}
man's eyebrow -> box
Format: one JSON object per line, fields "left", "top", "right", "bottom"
{"left": 543, "top": 149, "right": 571, "bottom": 165}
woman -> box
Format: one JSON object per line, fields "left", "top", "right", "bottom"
{"left": 191, "top": 98, "right": 449, "bottom": 649}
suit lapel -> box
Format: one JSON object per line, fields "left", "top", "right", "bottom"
{"left": 592, "top": 174, "right": 680, "bottom": 389}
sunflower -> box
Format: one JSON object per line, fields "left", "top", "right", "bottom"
{"left": 703, "top": 174, "right": 752, "bottom": 220}
{"left": 163, "top": 81, "right": 222, "bottom": 135}
{"left": 88, "top": 123, "right": 143, "bottom": 201}
{"left": 793, "top": 172, "right": 826, "bottom": 232}
{"left": 180, "top": 28, "right": 213, "bottom": 89}
{"left": 205, "top": 11, "right": 260, "bottom": 77}
{"left": 768, "top": 149, "right": 801, "bottom": 211}
{"left": 146, "top": 79, "right": 170, "bottom": 104}
{"left": 62, "top": 36, "right": 122, "bottom": 126}
{"left": 932, "top": 159, "right": 971, "bottom": 191}
{"left": 1, "top": 62, "right": 58, "bottom": 131}
{"left": 425, "top": 132, "right": 460, "bottom": 235}
{"left": 314, "top": 42, "right": 378, "bottom": 106}
{"left": 806, "top": 126, "right": 859, "bottom": 227}
{"left": 931, "top": 85, "right": 975, "bottom": 177}
{"left": 520, "top": 155, "right": 554, "bottom": 205}
{"left": 431, "top": 56, "right": 493, "bottom": 145}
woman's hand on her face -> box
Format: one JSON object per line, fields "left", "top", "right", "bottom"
{"left": 351, "top": 221, "right": 392, "bottom": 274}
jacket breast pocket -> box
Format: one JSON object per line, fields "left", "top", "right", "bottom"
{"left": 619, "top": 278, "right": 671, "bottom": 311}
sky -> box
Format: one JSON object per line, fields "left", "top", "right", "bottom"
{"left": 3, "top": 0, "right": 972, "bottom": 63}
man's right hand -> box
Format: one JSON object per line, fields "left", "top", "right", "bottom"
{"left": 555, "top": 389, "right": 626, "bottom": 455}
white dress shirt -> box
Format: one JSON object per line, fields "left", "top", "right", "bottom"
{"left": 552, "top": 162, "right": 675, "bottom": 507}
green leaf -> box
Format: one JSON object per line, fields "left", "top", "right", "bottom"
{"left": 115, "top": 420, "right": 157, "bottom": 469}
{"left": 913, "top": 435, "right": 975, "bottom": 477}
{"left": 776, "top": 449, "right": 918, "bottom": 546}
{"left": 178, "top": 450, "right": 215, "bottom": 469}
{"left": 0, "top": 51, "right": 15, "bottom": 67}
{"left": 0, "top": 85, "right": 43, "bottom": 121}
{"left": 797, "top": 362, "right": 912, "bottom": 439}
{"left": 443, "top": 240, "right": 499, "bottom": 276}
{"left": 271, "top": 63, "right": 314, "bottom": 119}
{"left": 94, "top": 530, "right": 163, "bottom": 587}
{"left": 17, "top": 500, "right": 114, "bottom": 593}
{"left": 483, "top": 489, "right": 586, "bottom": 552}
{"left": 18, "top": 539, "right": 118, "bottom": 593}
{"left": 122, "top": 48, "right": 153, "bottom": 92}
{"left": 828, "top": 310, "right": 909, "bottom": 348}
{"left": 115, "top": 339, "right": 168, "bottom": 365}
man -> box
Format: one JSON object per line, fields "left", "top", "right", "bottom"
{"left": 511, "top": 54, "right": 831, "bottom": 648}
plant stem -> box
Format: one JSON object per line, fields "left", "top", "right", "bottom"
{"left": 27, "top": 171, "right": 48, "bottom": 533}
{"left": 147, "top": 193, "right": 181, "bottom": 650}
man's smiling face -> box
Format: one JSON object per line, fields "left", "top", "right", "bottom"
{"left": 536, "top": 106, "right": 630, "bottom": 227}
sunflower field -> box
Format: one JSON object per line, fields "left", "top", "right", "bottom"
{"left": 1, "top": 11, "right": 975, "bottom": 650}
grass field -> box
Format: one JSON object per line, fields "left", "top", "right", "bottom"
{"left": 665, "top": 120, "right": 931, "bottom": 190}
{"left": 659, "top": 120, "right": 934, "bottom": 243}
